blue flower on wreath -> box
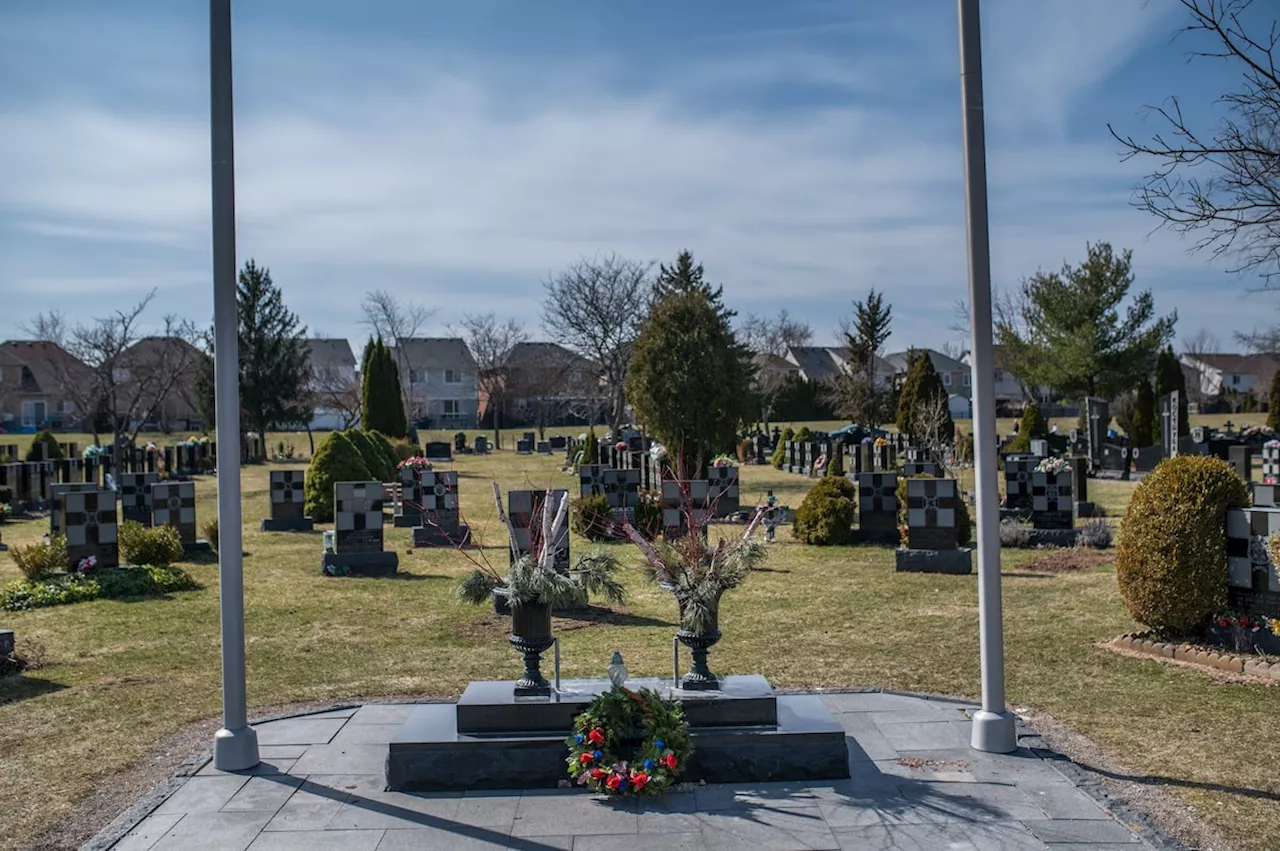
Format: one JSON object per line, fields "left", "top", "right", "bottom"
{"left": 655, "top": 740, "right": 665, "bottom": 750}
{"left": 594, "top": 750, "right": 603, "bottom": 760}
{"left": 644, "top": 759, "right": 654, "bottom": 770}
{"left": 575, "top": 734, "right": 584, "bottom": 744}
{"left": 618, "top": 778, "right": 628, "bottom": 791}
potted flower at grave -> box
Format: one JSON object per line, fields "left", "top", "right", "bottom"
{"left": 455, "top": 484, "right": 621, "bottom": 694}
{"left": 710, "top": 454, "right": 734, "bottom": 468}
{"left": 397, "top": 456, "right": 433, "bottom": 472}
{"left": 620, "top": 501, "right": 767, "bottom": 690}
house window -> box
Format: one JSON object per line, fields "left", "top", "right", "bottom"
{"left": 409, "top": 369, "right": 419, "bottom": 384}
{"left": 445, "top": 369, "right": 462, "bottom": 384}
{"left": 443, "top": 399, "right": 460, "bottom": 415}
{"left": 942, "top": 373, "right": 952, "bottom": 386}
{"left": 963, "top": 373, "right": 971, "bottom": 387}
{"left": 994, "top": 370, "right": 1003, "bottom": 381}
{"left": 1232, "top": 375, "right": 1241, "bottom": 386}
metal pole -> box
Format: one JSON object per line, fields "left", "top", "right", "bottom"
{"left": 210, "top": 0, "right": 259, "bottom": 771}
{"left": 958, "top": 0, "right": 1016, "bottom": 754}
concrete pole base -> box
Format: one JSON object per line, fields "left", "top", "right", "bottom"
{"left": 213, "top": 725, "right": 260, "bottom": 771}
{"left": 970, "top": 709, "right": 1017, "bottom": 753}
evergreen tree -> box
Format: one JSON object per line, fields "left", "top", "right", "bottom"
{"left": 1007, "top": 401, "right": 1047, "bottom": 453}
{"left": 582, "top": 427, "right": 599, "bottom": 465}
{"left": 896, "top": 350, "right": 952, "bottom": 445}
{"left": 361, "top": 337, "right": 406, "bottom": 437}
{"left": 829, "top": 289, "right": 894, "bottom": 426}
{"left": 652, "top": 250, "right": 732, "bottom": 321}
{"left": 1132, "top": 379, "right": 1156, "bottom": 446}
{"left": 627, "top": 288, "right": 752, "bottom": 476}
{"left": 995, "top": 242, "right": 1176, "bottom": 400}
{"left": 194, "top": 260, "right": 312, "bottom": 452}
{"left": 1269, "top": 370, "right": 1280, "bottom": 430}
{"left": 1153, "top": 345, "right": 1190, "bottom": 437}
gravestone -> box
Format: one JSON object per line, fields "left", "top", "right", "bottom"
{"left": 1252, "top": 482, "right": 1280, "bottom": 508}
{"left": 0, "top": 444, "right": 17, "bottom": 462}
{"left": 897, "top": 478, "right": 971, "bottom": 574}
{"left": 902, "top": 461, "right": 940, "bottom": 478}
{"left": 508, "top": 489, "right": 570, "bottom": 572}
{"left": 852, "top": 472, "right": 898, "bottom": 545}
{"left": 536, "top": 441, "right": 552, "bottom": 455}
{"left": 454, "top": 432, "right": 468, "bottom": 453}
{"left": 1225, "top": 507, "right": 1280, "bottom": 618}
{"left": 706, "top": 465, "right": 740, "bottom": 517}
{"left": 412, "top": 470, "right": 469, "bottom": 547}
{"left": 579, "top": 464, "right": 608, "bottom": 498}
{"left": 1002, "top": 456, "right": 1036, "bottom": 512}
{"left": 660, "top": 479, "right": 710, "bottom": 539}
{"left": 323, "top": 481, "right": 399, "bottom": 576}
{"left": 1158, "top": 391, "right": 1180, "bottom": 460}
{"left": 516, "top": 439, "right": 533, "bottom": 455}
{"left": 1229, "top": 444, "right": 1253, "bottom": 482}
{"left": 1262, "top": 444, "right": 1280, "bottom": 484}
{"left": 523, "top": 432, "right": 536, "bottom": 445}
{"left": 59, "top": 488, "right": 119, "bottom": 569}
{"left": 50, "top": 482, "right": 105, "bottom": 536}
{"left": 1031, "top": 471, "right": 1073, "bottom": 531}
{"left": 0, "top": 629, "right": 12, "bottom": 657}
{"left": 261, "top": 470, "right": 314, "bottom": 531}
{"left": 474, "top": 435, "right": 489, "bottom": 454}
{"left": 423, "top": 441, "right": 452, "bottom": 463}
{"left": 1029, "top": 439, "right": 1048, "bottom": 458}
{"left": 151, "top": 481, "right": 207, "bottom": 550}
{"left": 873, "top": 444, "right": 895, "bottom": 471}
{"left": 549, "top": 436, "right": 567, "bottom": 450}
{"left": 1072, "top": 459, "right": 1095, "bottom": 518}
{"left": 1100, "top": 443, "right": 1129, "bottom": 477}
{"left": 1131, "top": 445, "right": 1163, "bottom": 474}
{"left": 602, "top": 468, "right": 640, "bottom": 516}
{"left": 1084, "top": 397, "right": 1109, "bottom": 471}
{"left": 119, "top": 473, "right": 158, "bottom": 526}
{"left": 394, "top": 465, "right": 427, "bottom": 527}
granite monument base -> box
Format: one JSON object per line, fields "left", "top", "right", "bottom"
{"left": 183, "top": 539, "right": 212, "bottom": 554}
{"left": 0, "top": 629, "right": 13, "bottom": 658}
{"left": 320, "top": 550, "right": 399, "bottom": 577}
{"left": 1074, "top": 501, "right": 1098, "bottom": 519}
{"left": 895, "top": 547, "right": 973, "bottom": 575}
{"left": 1025, "top": 529, "right": 1079, "bottom": 547}
{"left": 386, "top": 677, "right": 848, "bottom": 792}
{"left": 392, "top": 514, "right": 423, "bottom": 528}
{"left": 999, "top": 507, "right": 1033, "bottom": 522}
{"left": 848, "top": 528, "right": 900, "bottom": 546}
{"left": 412, "top": 524, "right": 471, "bottom": 548}
{"left": 259, "top": 517, "right": 315, "bottom": 532}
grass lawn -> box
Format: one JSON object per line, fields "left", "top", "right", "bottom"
{"left": 0, "top": 429, "right": 1277, "bottom": 849}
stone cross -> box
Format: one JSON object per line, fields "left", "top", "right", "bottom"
{"left": 61, "top": 488, "right": 120, "bottom": 569}
{"left": 334, "top": 481, "right": 385, "bottom": 554}
{"left": 151, "top": 481, "right": 198, "bottom": 544}
{"left": 269, "top": 470, "right": 306, "bottom": 520}
{"left": 120, "top": 473, "right": 158, "bottom": 526}
{"left": 906, "top": 477, "right": 958, "bottom": 550}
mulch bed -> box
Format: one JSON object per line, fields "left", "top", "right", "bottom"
{"left": 1021, "top": 549, "right": 1113, "bottom": 574}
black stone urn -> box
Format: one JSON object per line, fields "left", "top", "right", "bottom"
{"left": 676, "top": 599, "right": 722, "bottom": 691}
{"left": 509, "top": 600, "right": 555, "bottom": 696}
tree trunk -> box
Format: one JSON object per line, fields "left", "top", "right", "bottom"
{"left": 305, "top": 425, "right": 315, "bottom": 458}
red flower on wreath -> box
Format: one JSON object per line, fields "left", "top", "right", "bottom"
{"left": 664, "top": 752, "right": 678, "bottom": 769}
{"left": 588, "top": 728, "right": 605, "bottom": 744}
{"left": 606, "top": 775, "right": 622, "bottom": 791}
{"left": 580, "top": 752, "right": 594, "bottom": 763}
{"left": 1218, "top": 618, "right": 1230, "bottom": 627}
{"left": 632, "top": 772, "right": 649, "bottom": 790}
{"left": 591, "top": 768, "right": 607, "bottom": 779}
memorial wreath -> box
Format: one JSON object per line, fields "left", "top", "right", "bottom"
{"left": 565, "top": 686, "right": 692, "bottom": 796}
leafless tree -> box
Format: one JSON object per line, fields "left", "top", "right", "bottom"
{"left": 1179, "top": 327, "right": 1223, "bottom": 407}
{"left": 1110, "top": 0, "right": 1280, "bottom": 280}
{"left": 738, "top": 309, "right": 813, "bottom": 358}
{"left": 542, "top": 253, "right": 652, "bottom": 434}
{"left": 23, "top": 291, "right": 202, "bottom": 453}
{"left": 455, "top": 312, "right": 527, "bottom": 449}
{"left": 309, "top": 369, "right": 363, "bottom": 430}
{"left": 361, "top": 290, "right": 437, "bottom": 419}
{"left": 916, "top": 394, "right": 959, "bottom": 478}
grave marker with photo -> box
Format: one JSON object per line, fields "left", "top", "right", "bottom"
{"left": 119, "top": 473, "right": 158, "bottom": 526}
{"left": 151, "top": 480, "right": 206, "bottom": 550}
{"left": 323, "top": 481, "right": 399, "bottom": 576}
{"left": 59, "top": 488, "right": 119, "bottom": 569}
{"left": 412, "top": 470, "right": 469, "bottom": 547}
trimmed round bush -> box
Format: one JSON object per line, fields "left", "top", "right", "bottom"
{"left": 367, "top": 430, "right": 402, "bottom": 478}
{"left": 24, "top": 429, "right": 63, "bottom": 462}
{"left": 1116, "top": 455, "right": 1248, "bottom": 637}
{"left": 793, "top": 477, "right": 857, "bottom": 546}
{"left": 345, "top": 430, "right": 393, "bottom": 482}
{"left": 572, "top": 493, "right": 615, "bottom": 542}
{"left": 305, "top": 431, "right": 372, "bottom": 522}
{"left": 11, "top": 535, "right": 68, "bottom": 579}
{"left": 119, "top": 521, "right": 184, "bottom": 567}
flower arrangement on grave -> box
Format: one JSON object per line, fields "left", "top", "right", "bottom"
{"left": 649, "top": 443, "right": 668, "bottom": 461}
{"left": 76, "top": 555, "right": 97, "bottom": 574}
{"left": 710, "top": 454, "right": 735, "bottom": 468}
{"left": 874, "top": 437, "right": 887, "bottom": 447}
{"left": 566, "top": 686, "right": 692, "bottom": 796}
{"left": 861, "top": 436, "right": 874, "bottom": 444}
{"left": 0, "top": 503, "right": 11, "bottom": 523}
{"left": 397, "top": 456, "right": 433, "bottom": 472}
{"left": 615, "top": 441, "right": 627, "bottom": 452}
{"left": 1034, "top": 457, "right": 1072, "bottom": 475}
{"left": 1266, "top": 439, "right": 1280, "bottom": 449}
{"left": 82, "top": 445, "right": 107, "bottom": 459}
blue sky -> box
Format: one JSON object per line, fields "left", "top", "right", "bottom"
{"left": 0, "top": 0, "right": 1274, "bottom": 354}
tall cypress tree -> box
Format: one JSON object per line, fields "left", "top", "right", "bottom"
{"left": 1153, "top": 346, "right": 1190, "bottom": 436}
{"left": 896, "top": 350, "right": 952, "bottom": 445}
{"left": 1131, "top": 379, "right": 1156, "bottom": 446}
{"left": 1268, "top": 370, "right": 1280, "bottom": 430}
{"left": 362, "top": 337, "right": 400, "bottom": 435}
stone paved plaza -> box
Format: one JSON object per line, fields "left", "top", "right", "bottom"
{"left": 86, "top": 691, "right": 1168, "bottom": 851}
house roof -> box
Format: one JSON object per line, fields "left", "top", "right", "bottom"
{"left": 1185, "top": 353, "right": 1280, "bottom": 375}
{"left": 504, "top": 341, "right": 597, "bottom": 372}
{"left": 753, "top": 352, "right": 794, "bottom": 372}
{"left": 387, "top": 337, "right": 477, "bottom": 371}
{"left": 884, "top": 348, "right": 966, "bottom": 374}
{"left": 123, "top": 336, "right": 204, "bottom": 360}
{"left": 0, "top": 340, "right": 91, "bottom": 395}
{"left": 784, "top": 346, "right": 844, "bottom": 382}
{"left": 304, "top": 338, "right": 356, "bottom": 368}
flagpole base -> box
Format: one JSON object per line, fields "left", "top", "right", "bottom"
{"left": 970, "top": 709, "right": 1016, "bottom": 753}
{"left": 213, "top": 725, "right": 260, "bottom": 771}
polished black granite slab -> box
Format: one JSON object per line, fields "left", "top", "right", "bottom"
{"left": 260, "top": 517, "right": 315, "bottom": 532}
{"left": 386, "top": 693, "right": 849, "bottom": 792}
{"left": 455, "top": 676, "right": 778, "bottom": 734}
{"left": 320, "top": 551, "right": 399, "bottom": 577}
{"left": 894, "top": 547, "right": 973, "bottom": 575}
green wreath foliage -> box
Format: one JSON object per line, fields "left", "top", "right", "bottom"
{"left": 565, "top": 686, "right": 692, "bottom": 796}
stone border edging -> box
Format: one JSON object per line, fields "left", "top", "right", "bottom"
{"left": 1112, "top": 634, "right": 1280, "bottom": 680}
{"left": 80, "top": 691, "right": 1189, "bottom": 851}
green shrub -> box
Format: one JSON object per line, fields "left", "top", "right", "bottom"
{"left": 630, "top": 492, "right": 663, "bottom": 540}
{"left": 390, "top": 438, "right": 420, "bottom": 461}
{"left": 572, "top": 493, "right": 615, "bottom": 542}
{"left": 24, "top": 429, "right": 63, "bottom": 462}
{"left": 11, "top": 535, "right": 68, "bottom": 579}
{"left": 1116, "top": 455, "right": 1248, "bottom": 637}
{"left": 794, "top": 426, "right": 813, "bottom": 442}
{"left": 825, "top": 446, "right": 844, "bottom": 477}
{"left": 119, "top": 521, "right": 184, "bottom": 567}
{"left": 769, "top": 427, "right": 794, "bottom": 469}
{"left": 367, "top": 430, "right": 402, "bottom": 478}
{"left": 345, "top": 429, "right": 393, "bottom": 482}
{"left": 1006, "top": 403, "right": 1047, "bottom": 454}
{"left": 0, "top": 564, "right": 198, "bottom": 611}
{"left": 737, "top": 438, "right": 754, "bottom": 464}
{"left": 793, "top": 477, "right": 858, "bottom": 546}
{"left": 203, "top": 518, "right": 219, "bottom": 553}
{"left": 582, "top": 428, "right": 599, "bottom": 465}
{"left": 305, "top": 431, "right": 371, "bottom": 522}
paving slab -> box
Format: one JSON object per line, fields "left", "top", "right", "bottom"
{"left": 149, "top": 811, "right": 274, "bottom": 851}
{"left": 246, "top": 829, "right": 384, "bottom": 850}
{"left": 254, "top": 717, "right": 347, "bottom": 746}
{"left": 1023, "top": 818, "right": 1144, "bottom": 844}
{"left": 107, "top": 813, "right": 185, "bottom": 851}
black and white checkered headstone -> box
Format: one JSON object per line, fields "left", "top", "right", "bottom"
{"left": 603, "top": 467, "right": 640, "bottom": 510}
{"left": 151, "top": 480, "right": 197, "bottom": 543}
{"left": 270, "top": 470, "right": 306, "bottom": 520}
{"left": 120, "top": 472, "right": 158, "bottom": 526}
{"left": 507, "top": 489, "right": 570, "bottom": 572}
{"left": 335, "top": 481, "right": 385, "bottom": 554}
{"left": 660, "top": 479, "right": 710, "bottom": 535}
{"left": 579, "top": 464, "right": 608, "bottom": 498}
{"left": 906, "top": 477, "right": 958, "bottom": 550}
{"left": 902, "top": 461, "right": 941, "bottom": 478}
{"left": 1252, "top": 482, "right": 1280, "bottom": 508}
{"left": 1003, "top": 457, "right": 1036, "bottom": 511}
{"left": 858, "top": 471, "right": 897, "bottom": 532}
{"left": 50, "top": 482, "right": 105, "bottom": 536}
{"left": 706, "top": 465, "right": 740, "bottom": 516}
{"left": 1030, "top": 471, "right": 1073, "bottom": 530}
{"left": 1262, "top": 445, "right": 1280, "bottom": 484}
{"left": 60, "top": 488, "right": 119, "bottom": 569}
{"left": 1225, "top": 507, "right": 1280, "bottom": 618}
{"left": 396, "top": 465, "right": 425, "bottom": 524}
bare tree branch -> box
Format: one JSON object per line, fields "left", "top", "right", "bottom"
{"left": 453, "top": 313, "right": 528, "bottom": 448}
{"left": 361, "top": 290, "right": 437, "bottom": 420}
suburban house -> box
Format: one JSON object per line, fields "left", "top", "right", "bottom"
{"left": 783, "top": 346, "right": 895, "bottom": 387}
{"left": 959, "top": 346, "right": 1043, "bottom": 412}
{"left": 885, "top": 349, "right": 970, "bottom": 395}
{"left": 115, "top": 336, "right": 204, "bottom": 432}
{"left": 481, "top": 341, "right": 603, "bottom": 428}
{"left": 304, "top": 338, "right": 358, "bottom": 430}
{"left": 1180, "top": 352, "right": 1280, "bottom": 410}
{"left": 0, "top": 340, "right": 92, "bottom": 431}
{"left": 388, "top": 337, "right": 479, "bottom": 428}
